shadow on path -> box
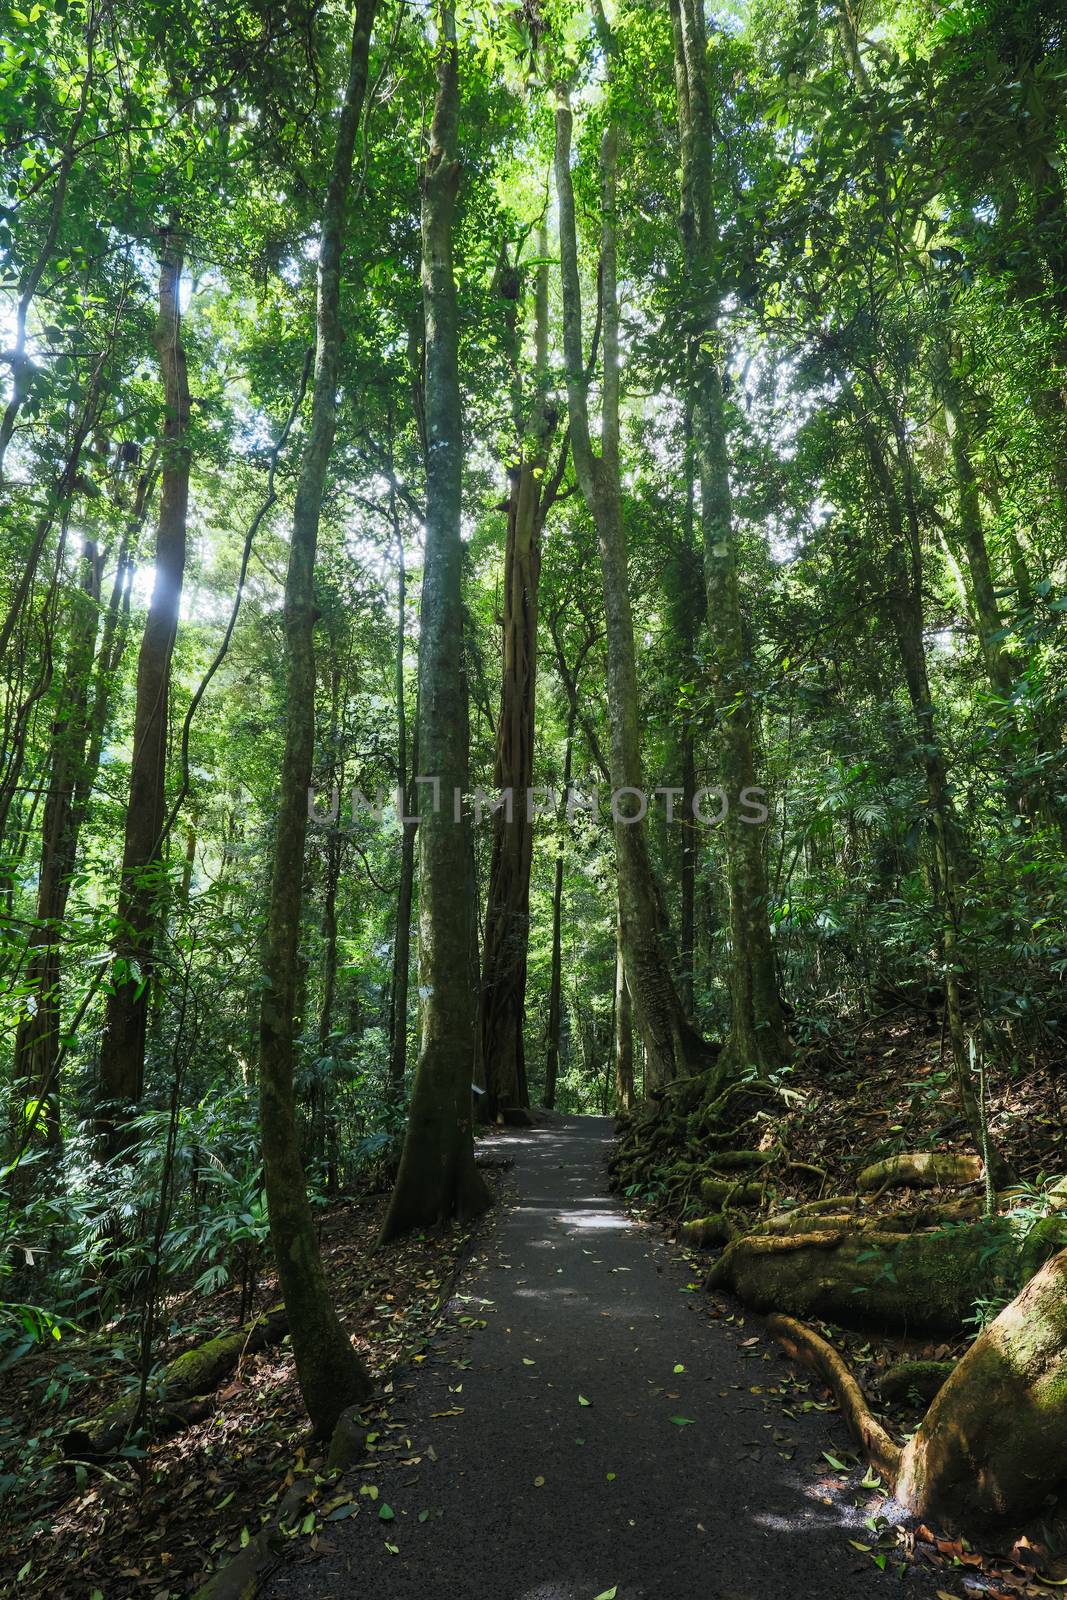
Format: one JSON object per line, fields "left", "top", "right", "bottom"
{"left": 267, "top": 1116, "right": 938, "bottom": 1600}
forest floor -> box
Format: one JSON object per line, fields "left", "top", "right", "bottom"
{"left": 262, "top": 1116, "right": 946, "bottom": 1600}
{"left": 0, "top": 1175, "right": 499, "bottom": 1599}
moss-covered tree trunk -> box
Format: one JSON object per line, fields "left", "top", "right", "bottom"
{"left": 673, "top": 0, "right": 788, "bottom": 1073}
{"left": 97, "top": 233, "right": 190, "bottom": 1152}
{"left": 258, "top": 0, "right": 379, "bottom": 1436}
{"left": 381, "top": 3, "right": 489, "bottom": 1240}
{"left": 897, "top": 1247, "right": 1067, "bottom": 1531}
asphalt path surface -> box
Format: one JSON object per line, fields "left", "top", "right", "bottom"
{"left": 268, "top": 1116, "right": 940, "bottom": 1600}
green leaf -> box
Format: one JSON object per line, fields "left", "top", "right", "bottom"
{"left": 669, "top": 1415, "right": 695, "bottom": 1427}
{"left": 326, "top": 1503, "right": 357, "bottom": 1521}
{"left": 593, "top": 1589, "right": 618, "bottom": 1599}
{"left": 578, "top": 1394, "right": 591, "bottom": 1406}
{"left": 379, "top": 1503, "right": 395, "bottom": 1521}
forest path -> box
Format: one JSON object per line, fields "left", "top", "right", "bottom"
{"left": 268, "top": 1117, "right": 936, "bottom": 1600}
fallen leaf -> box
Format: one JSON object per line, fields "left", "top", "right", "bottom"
{"left": 379, "top": 1505, "right": 395, "bottom": 1522}
{"left": 669, "top": 1416, "right": 695, "bottom": 1427}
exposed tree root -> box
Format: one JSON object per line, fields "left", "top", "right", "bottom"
{"left": 700, "top": 1176, "right": 765, "bottom": 1208}
{"left": 707, "top": 1219, "right": 1056, "bottom": 1335}
{"left": 66, "top": 1304, "right": 288, "bottom": 1459}
{"left": 705, "top": 1148, "right": 775, "bottom": 1171}
{"left": 767, "top": 1313, "right": 902, "bottom": 1479}
{"left": 192, "top": 1474, "right": 313, "bottom": 1600}
{"left": 752, "top": 1246, "right": 1067, "bottom": 1540}
{"left": 679, "top": 1213, "right": 738, "bottom": 1247}
{"left": 877, "top": 1359, "right": 956, "bottom": 1405}
{"left": 856, "top": 1152, "right": 983, "bottom": 1193}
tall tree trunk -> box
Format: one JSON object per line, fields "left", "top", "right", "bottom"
{"left": 614, "top": 913, "right": 635, "bottom": 1114}
{"left": 389, "top": 499, "right": 415, "bottom": 1088}
{"left": 73, "top": 456, "right": 157, "bottom": 836}
{"left": 938, "top": 361, "right": 1016, "bottom": 702}
{"left": 554, "top": 77, "right": 711, "bottom": 1092}
{"left": 13, "top": 538, "right": 103, "bottom": 1150}
{"left": 258, "top": 0, "right": 379, "bottom": 1436}
{"left": 97, "top": 233, "right": 190, "bottom": 1149}
{"left": 478, "top": 239, "right": 556, "bottom": 1121}
{"left": 544, "top": 693, "right": 576, "bottom": 1112}
{"left": 673, "top": 0, "right": 788, "bottom": 1072}
{"left": 381, "top": 4, "right": 489, "bottom": 1241}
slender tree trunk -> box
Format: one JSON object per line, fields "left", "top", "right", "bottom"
{"left": 544, "top": 698, "right": 575, "bottom": 1111}
{"left": 614, "top": 914, "right": 635, "bottom": 1114}
{"left": 258, "top": 0, "right": 379, "bottom": 1435}
{"left": 479, "top": 232, "right": 558, "bottom": 1120}
{"left": 389, "top": 505, "right": 415, "bottom": 1088}
{"left": 554, "top": 80, "right": 711, "bottom": 1092}
{"left": 13, "top": 538, "right": 104, "bottom": 1150}
{"left": 939, "top": 363, "right": 1016, "bottom": 701}
{"left": 680, "top": 733, "right": 697, "bottom": 1015}
{"left": 381, "top": 4, "right": 489, "bottom": 1241}
{"left": 97, "top": 234, "right": 191, "bottom": 1149}
{"left": 73, "top": 456, "right": 157, "bottom": 835}
{"left": 673, "top": 0, "right": 788, "bottom": 1072}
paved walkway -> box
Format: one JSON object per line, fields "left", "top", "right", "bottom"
{"left": 268, "top": 1117, "right": 937, "bottom": 1600}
